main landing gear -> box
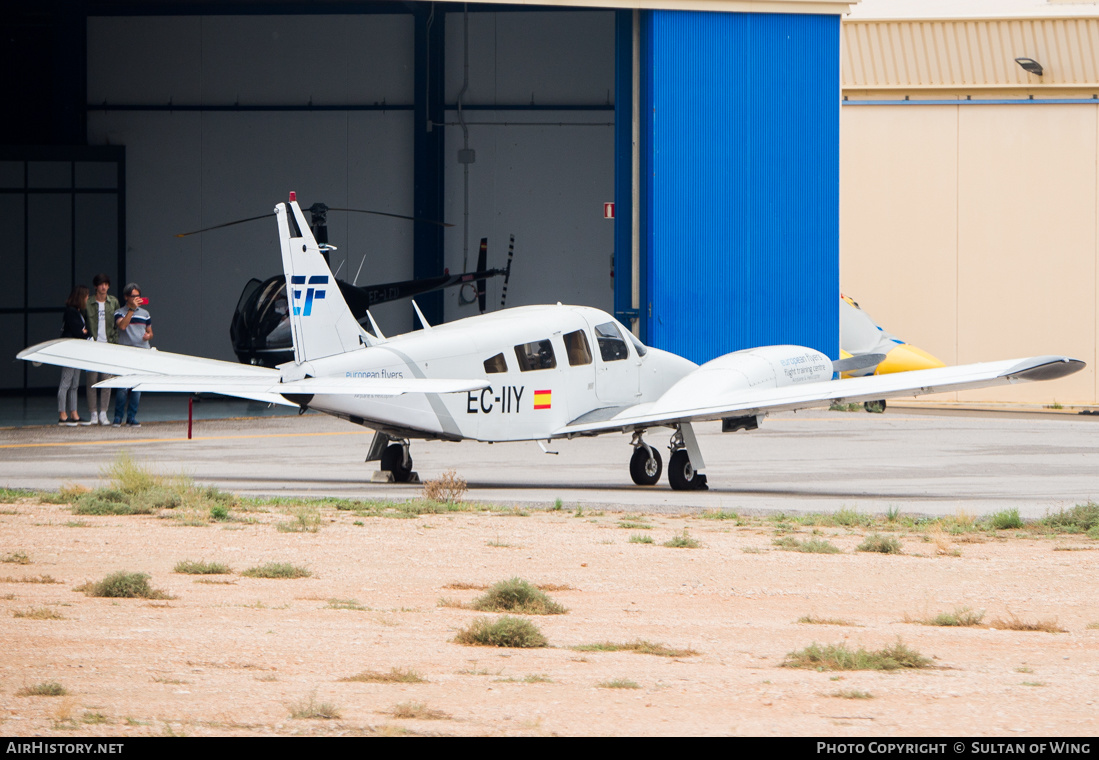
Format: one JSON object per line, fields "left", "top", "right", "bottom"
{"left": 629, "top": 426, "right": 708, "bottom": 491}
{"left": 367, "top": 433, "right": 417, "bottom": 483}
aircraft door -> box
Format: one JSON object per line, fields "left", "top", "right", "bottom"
{"left": 593, "top": 321, "right": 640, "bottom": 405}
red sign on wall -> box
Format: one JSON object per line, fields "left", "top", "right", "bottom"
{"left": 604, "top": 202, "right": 614, "bottom": 219}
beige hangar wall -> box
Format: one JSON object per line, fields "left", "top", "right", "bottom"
{"left": 840, "top": 15, "right": 1099, "bottom": 405}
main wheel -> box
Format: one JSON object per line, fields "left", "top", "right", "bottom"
{"left": 380, "top": 443, "right": 413, "bottom": 483}
{"left": 668, "top": 449, "right": 707, "bottom": 491}
{"left": 629, "top": 447, "right": 663, "bottom": 486}
{"left": 864, "top": 399, "right": 886, "bottom": 414}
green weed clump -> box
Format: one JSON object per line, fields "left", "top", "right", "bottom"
{"left": 857, "top": 534, "right": 902, "bottom": 554}
{"left": 242, "top": 563, "right": 310, "bottom": 579}
{"left": 277, "top": 507, "right": 322, "bottom": 533}
{"left": 773, "top": 536, "right": 842, "bottom": 554}
{"left": 1039, "top": 503, "right": 1099, "bottom": 534}
{"left": 388, "top": 702, "right": 450, "bottom": 720}
{"left": 913, "top": 607, "right": 985, "bottom": 627}
{"left": 453, "top": 616, "right": 548, "bottom": 648}
{"left": 17, "top": 681, "right": 67, "bottom": 697}
{"left": 597, "top": 679, "right": 640, "bottom": 689}
{"left": 986, "top": 508, "right": 1024, "bottom": 531}
{"left": 71, "top": 454, "right": 235, "bottom": 517}
{"left": 629, "top": 534, "right": 654, "bottom": 544}
{"left": 571, "top": 640, "right": 698, "bottom": 657}
{"left": 79, "top": 571, "right": 171, "bottom": 599}
{"left": 173, "top": 560, "right": 231, "bottom": 575}
{"left": 13, "top": 607, "right": 65, "bottom": 620}
{"left": 663, "top": 529, "right": 700, "bottom": 548}
{"left": 698, "top": 509, "right": 739, "bottom": 521}
{"left": 989, "top": 613, "right": 1067, "bottom": 633}
{"left": 1, "top": 551, "right": 31, "bottom": 564}
{"left": 783, "top": 640, "right": 932, "bottom": 671}
{"left": 470, "top": 578, "right": 567, "bottom": 615}
{"left": 797, "top": 615, "right": 857, "bottom": 626}
{"left": 288, "top": 693, "right": 340, "bottom": 720}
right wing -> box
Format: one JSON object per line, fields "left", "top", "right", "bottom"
{"left": 557, "top": 355, "right": 1085, "bottom": 436}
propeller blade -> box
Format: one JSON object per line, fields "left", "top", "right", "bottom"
{"left": 175, "top": 213, "right": 276, "bottom": 238}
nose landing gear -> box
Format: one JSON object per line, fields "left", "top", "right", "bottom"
{"left": 629, "top": 432, "right": 662, "bottom": 486}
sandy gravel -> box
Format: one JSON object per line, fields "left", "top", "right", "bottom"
{"left": 1, "top": 497, "right": 1096, "bottom": 737}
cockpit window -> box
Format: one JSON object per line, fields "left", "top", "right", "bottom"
{"left": 627, "top": 330, "right": 647, "bottom": 357}
{"left": 483, "top": 353, "right": 508, "bottom": 374}
{"left": 563, "top": 330, "right": 593, "bottom": 366}
{"left": 514, "top": 339, "right": 557, "bottom": 371}
{"left": 594, "top": 322, "right": 629, "bottom": 362}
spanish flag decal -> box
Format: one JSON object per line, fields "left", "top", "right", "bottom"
{"left": 533, "top": 389, "right": 552, "bottom": 410}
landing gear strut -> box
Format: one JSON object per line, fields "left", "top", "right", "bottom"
{"left": 629, "top": 432, "right": 662, "bottom": 486}
{"left": 667, "top": 426, "right": 708, "bottom": 491}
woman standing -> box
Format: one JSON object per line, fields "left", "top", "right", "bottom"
{"left": 58, "top": 285, "right": 89, "bottom": 426}
{"left": 84, "top": 273, "right": 119, "bottom": 425}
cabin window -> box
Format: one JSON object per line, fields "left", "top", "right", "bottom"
{"left": 594, "top": 322, "right": 629, "bottom": 362}
{"left": 563, "top": 329, "right": 593, "bottom": 366}
{"left": 483, "top": 353, "right": 508, "bottom": 374}
{"left": 514, "top": 339, "right": 557, "bottom": 371}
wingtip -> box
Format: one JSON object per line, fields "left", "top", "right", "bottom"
{"left": 1005, "top": 356, "right": 1086, "bottom": 383}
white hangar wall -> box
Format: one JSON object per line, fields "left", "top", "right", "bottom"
{"left": 85, "top": 11, "right": 615, "bottom": 363}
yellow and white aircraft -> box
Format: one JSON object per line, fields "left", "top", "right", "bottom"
{"left": 18, "top": 197, "right": 1085, "bottom": 491}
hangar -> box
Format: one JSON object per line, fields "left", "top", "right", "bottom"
{"left": 7, "top": 0, "right": 1090, "bottom": 406}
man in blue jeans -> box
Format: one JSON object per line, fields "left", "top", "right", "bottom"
{"left": 112, "top": 283, "right": 153, "bottom": 427}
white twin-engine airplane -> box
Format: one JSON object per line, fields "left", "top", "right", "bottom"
{"left": 19, "top": 197, "right": 1086, "bottom": 490}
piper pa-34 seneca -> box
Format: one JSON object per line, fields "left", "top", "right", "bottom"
{"left": 18, "top": 196, "right": 1086, "bottom": 490}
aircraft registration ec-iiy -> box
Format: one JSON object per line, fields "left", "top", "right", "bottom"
{"left": 18, "top": 196, "right": 1086, "bottom": 490}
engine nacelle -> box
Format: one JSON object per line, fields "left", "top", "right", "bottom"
{"left": 650, "top": 346, "right": 833, "bottom": 414}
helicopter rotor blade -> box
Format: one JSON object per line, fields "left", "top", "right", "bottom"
{"left": 175, "top": 213, "right": 276, "bottom": 238}
{"left": 327, "top": 207, "right": 454, "bottom": 228}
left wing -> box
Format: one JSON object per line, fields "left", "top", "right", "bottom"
{"left": 17, "top": 339, "right": 488, "bottom": 404}
{"left": 556, "top": 355, "right": 1085, "bottom": 437}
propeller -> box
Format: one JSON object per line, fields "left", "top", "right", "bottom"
{"left": 175, "top": 203, "right": 452, "bottom": 238}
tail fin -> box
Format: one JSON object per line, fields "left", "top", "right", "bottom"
{"left": 277, "top": 200, "right": 373, "bottom": 363}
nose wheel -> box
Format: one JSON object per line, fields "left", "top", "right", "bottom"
{"left": 629, "top": 441, "right": 663, "bottom": 486}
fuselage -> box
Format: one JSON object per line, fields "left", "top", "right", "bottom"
{"left": 283, "top": 304, "right": 696, "bottom": 441}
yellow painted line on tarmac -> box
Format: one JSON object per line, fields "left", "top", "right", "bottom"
{"left": 0, "top": 430, "right": 370, "bottom": 450}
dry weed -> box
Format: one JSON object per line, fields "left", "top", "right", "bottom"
{"left": 422, "top": 470, "right": 468, "bottom": 503}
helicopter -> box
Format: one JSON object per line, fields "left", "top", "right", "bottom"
{"left": 175, "top": 198, "right": 513, "bottom": 368}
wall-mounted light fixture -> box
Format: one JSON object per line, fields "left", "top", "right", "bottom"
{"left": 1015, "top": 57, "right": 1044, "bottom": 76}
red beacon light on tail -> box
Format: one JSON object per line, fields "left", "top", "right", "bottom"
{"left": 289, "top": 191, "right": 296, "bottom": 202}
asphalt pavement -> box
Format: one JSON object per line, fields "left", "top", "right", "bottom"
{"left": 2, "top": 402, "right": 1097, "bottom": 518}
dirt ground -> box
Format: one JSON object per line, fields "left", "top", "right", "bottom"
{"left": 1, "top": 497, "right": 1096, "bottom": 737}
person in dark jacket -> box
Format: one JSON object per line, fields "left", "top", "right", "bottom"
{"left": 58, "top": 285, "right": 89, "bottom": 426}
{"left": 84, "top": 273, "right": 119, "bottom": 425}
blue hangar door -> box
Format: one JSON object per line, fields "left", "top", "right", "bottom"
{"left": 614, "top": 10, "right": 840, "bottom": 364}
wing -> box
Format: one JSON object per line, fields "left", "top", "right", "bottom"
{"left": 556, "top": 355, "right": 1085, "bottom": 436}
{"left": 17, "top": 339, "right": 488, "bottom": 404}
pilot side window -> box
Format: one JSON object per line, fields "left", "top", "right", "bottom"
{"left": 483, "top": 353, "right": 508, "bottom": 374}
{"left": 594, "top": 322, "right": 629, "bottom": 362}
{"left": 514, "top": 339, "right": 557, "bottom": 371}
{"left": 563, "top": 330, "right": 593, "bottom": 366}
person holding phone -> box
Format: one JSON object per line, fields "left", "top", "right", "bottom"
{"left": 112, "top": 283, "right": 153, "bottom": 428}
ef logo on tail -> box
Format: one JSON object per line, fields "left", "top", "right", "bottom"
{"left": 291, "top": 275, "right": 328, "bottom": 316}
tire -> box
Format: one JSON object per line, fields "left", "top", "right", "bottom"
{"left": 668, "top": 449, "right": 707, "bottom": 491}
{"left": 864, "top": 399, "right": 886, "bottom": 414}
{"left": 629, "top": 447, "right": 663, "bottom": 486}
{"left": 380, "top": 443, "right": 413, "bottom": 483}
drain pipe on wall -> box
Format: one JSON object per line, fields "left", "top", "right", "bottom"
{"left": 457, "top": 4, "right": 475, "bottom": 276}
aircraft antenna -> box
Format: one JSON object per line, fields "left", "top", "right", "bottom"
{"left": 352, "top": 255, "right": 367, "bottom": 286}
